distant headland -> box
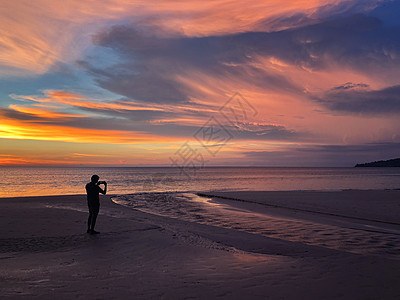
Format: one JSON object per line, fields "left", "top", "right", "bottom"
{"left": 355, "top": 158, "right": 400, "bottom": 167}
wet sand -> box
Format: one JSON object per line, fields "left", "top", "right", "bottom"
{"left": 1, "top": 191, "right": 400, "bottom": 299}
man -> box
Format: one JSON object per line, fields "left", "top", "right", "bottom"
{"left": 85, "top": 175, "right": 107, "bottom": 234}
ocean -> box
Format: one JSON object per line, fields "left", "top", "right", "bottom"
{"left": 0, "top": 166, "right": 399, "bottom": 197}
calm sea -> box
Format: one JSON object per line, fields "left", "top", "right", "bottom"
{"left": 0, "top": 167, "right": 399, "bottom": 197}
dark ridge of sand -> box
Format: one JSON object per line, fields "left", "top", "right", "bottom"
{"left": 1, "top": 191, "right": 400, "bottom": 299}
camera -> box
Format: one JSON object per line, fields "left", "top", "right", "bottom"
{"left": 97, "top": 181, "right": 106, "bottom": 185}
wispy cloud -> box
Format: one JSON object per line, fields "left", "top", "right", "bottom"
{"left": 3, "top": 90, "right": 299, "bottom": 144}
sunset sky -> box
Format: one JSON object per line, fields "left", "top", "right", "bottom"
{"left": 0, "top": 0, "right": 399, "bottom": 167}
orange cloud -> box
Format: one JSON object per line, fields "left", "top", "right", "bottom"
{"left": 0, "top": 153, "right": 118, "bottom": 167}
{"left": 0, "top": 155, "right": 31, "bottom": 166}
{"left": 151, "top": 0, "right": 326, "bottom": 36}
{"left": 12, "top": 90, "right": 196, "bottom": 114}
{"left": 3, "top": 88, "right": 211, "bottom": 147}
{"left": 11, "top": 90, "right": 223, "bottom": 130}
{"left": 0, "top": 118, "right": 176, "bottom": 144}
{"left": 0, "top": 154, "right": 80, "bottom": 166}
{"left": 9, "top": 104, "right": 84, "bottom": 119}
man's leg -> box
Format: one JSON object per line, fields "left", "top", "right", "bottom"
{"left": 87, "top": 211, "right": 93, "bottom": 233}
{"left": 90, "top": 206, "right": 100, "bottom": 234}
{"left": 90, "top": 211, "right": 98, "bottom": 230}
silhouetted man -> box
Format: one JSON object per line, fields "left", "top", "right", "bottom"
{"left": 86, "top": 175, "right": 107, "bottom": 234}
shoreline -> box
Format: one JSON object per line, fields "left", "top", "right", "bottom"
{"left": 1, "top": 191, "right": 400, "bottom": 298}
{"left": 1, "top": 186, "right": 400, "bottom": 199}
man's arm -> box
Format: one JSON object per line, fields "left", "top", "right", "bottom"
{"left": 99, "top": 182, "right": 107, "bottom": 195}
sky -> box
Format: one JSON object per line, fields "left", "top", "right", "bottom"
{"left": 0, "top": 0, "right": 399, "bottom": 167}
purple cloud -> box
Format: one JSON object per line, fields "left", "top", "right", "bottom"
{"left": 313, "top": 84, "right": 400, "bottom": 114}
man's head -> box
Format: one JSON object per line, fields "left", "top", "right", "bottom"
{"left": 91, "top": 174, "right": 100, "bottom": 183}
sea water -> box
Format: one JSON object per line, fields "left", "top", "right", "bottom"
{"left": 0, "top": 166, "right": 399, "bottom": 197}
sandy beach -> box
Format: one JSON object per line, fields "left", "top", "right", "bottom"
{"left": 1, "top": 190, "right": 400, "bottom": 299}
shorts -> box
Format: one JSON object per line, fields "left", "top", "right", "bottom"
{"left": 88, "top": 202, "right": 100, "bottom": 214}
